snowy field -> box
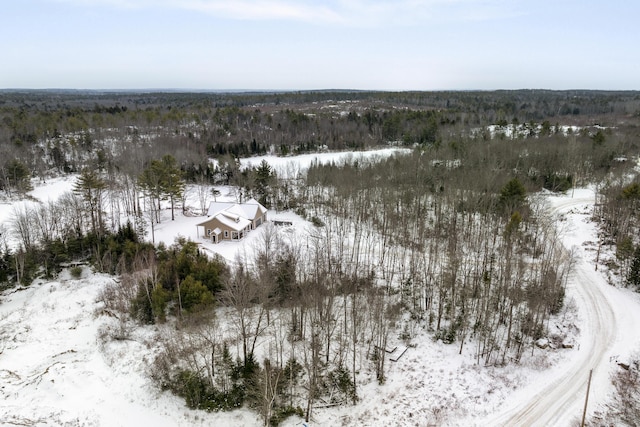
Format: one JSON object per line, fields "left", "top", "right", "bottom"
{"left": 1, "top": 150, "right": 640, "bottom": 426}
{"left": 238, "top": 147, "right": 411, "bottom": 177}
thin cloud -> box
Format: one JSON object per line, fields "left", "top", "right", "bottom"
{"left": 330, "top": 0, "right": 525, "bottom": 25}
{"left": 50, "top": 0, "right": 523, "bottom": 26}
{"left": 177, "top": 0, "right": 345, "bottom": 23}
{"left": 51, "top": 0, "right": 345, "bottom": 23}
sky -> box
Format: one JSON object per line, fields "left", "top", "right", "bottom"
{"left": 1, "top": 0, "right": 638, "bottom": 91}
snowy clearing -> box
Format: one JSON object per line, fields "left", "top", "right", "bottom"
{"left": 238, "top": 147, "right": 411, "bottom": 176}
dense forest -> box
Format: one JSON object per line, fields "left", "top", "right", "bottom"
{"left": 1, "top": 90, "right": 640, "bottom": 425}
{"left": 2, "top": 88, "right": 639, "bottom": 181}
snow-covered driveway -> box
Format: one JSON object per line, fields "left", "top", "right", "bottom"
{"left": 484, "top": 190, "right": 639, "bottom": 426}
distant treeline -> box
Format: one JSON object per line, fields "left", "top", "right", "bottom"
{"left": 2, "top": 89, "right": 640, "bottom": 188}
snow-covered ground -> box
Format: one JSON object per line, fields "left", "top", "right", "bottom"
{"left": 0, "top": 270, "right": 260, "bottom": 426}
{"left": 475, "top": 123, "right": 590, "bottom": 139}
{"left": 238, "top": 147, "right": 411, "bottom": 176}
{"left": 1, "top": 155, "right": 640, "bottom": 426}
{"left": 0, "top": 175, "right": 80, "bottom": 248}
{"left": 475, "top": 189, "right": 640, "bottom": 426}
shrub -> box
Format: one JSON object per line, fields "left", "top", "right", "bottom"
{"left": 171, "top": 369, "right": 246, "bottom": 412}
{"left": 175, "top": 370, "right": 209, "bottom": 409}
{"left": 294, "top": 206, "right": 307, "bottom": 218}
{"left": 70, "top": 265, "right": 83, "bottom": 279}
{"left": 131, "top": 283, "right": 155, "bottom": 324}
{"left": 177, "top": 275, "right": 214, "bottom": 313}
{"left": 542, "top": 173, "right": 572, "bottom": 192}
{"left": 326, "top": 366, "right": 357, "bottom": 404}
{"left": 310, "top": 216, "right": 325, "bottom": 227}
{"left": 269, "top": 406, "right": 304, "bottom": 426}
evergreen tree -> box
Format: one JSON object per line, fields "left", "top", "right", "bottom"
{"left": 73, "top": 168, "right": 106, "bottom": 236}
{"left": 138, "top": 159, "right": 165, "bottom": 224}
{"left": 254, "top": 159, "right": 274, "bottom": 207}
{"left": 498, "top": 177, "right": 527, "bottom": 214}
{"left": 628, "top": 246, "right": 640, "bottom": 289}
{"left": 139, "top": 155, "right": 185, "bottom": 222}
{"left": 1, "top": 159, "right": 32, "bottom": 195}
{"left": 160, "top": 155, "right": 184, "bottom": 221}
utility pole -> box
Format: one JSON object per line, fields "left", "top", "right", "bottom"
{"left": 581, "top": 369, "right": 593, "bottom": 427}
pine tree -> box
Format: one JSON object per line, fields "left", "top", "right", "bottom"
{"left": 138, "top": 160, "right": 164, "bottom": 224}
{"left": 160, "top": 155, "right": 184, "bottom": 221}
{"left": 254, "top": 159, "right": 274, "bottom": 207}
{"left": 628, "top": 246, "right": 640, "bottom": 289}
{"left": 1, "top": 159, "right": 33, "bottom": 195}
{"left": 498, "top": 177, "right": 527, "bottom": 214}
{"left": 139, "top": 155, "right": 185, "bottom": 222}
{"left": 73, "top": 168, "right": 106, "bottom": 236}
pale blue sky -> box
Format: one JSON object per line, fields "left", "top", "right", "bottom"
{"left": 1, "top": 0, "right": 638, "bottom": 90}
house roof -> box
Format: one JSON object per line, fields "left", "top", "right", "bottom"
{"left": 206, "top": 202, "right": 236, "bottom": 217}
{"left": 241, "top": 198, "right": 267, "bottom": 218}
{"left": 199, "top": 199, "right": 267, "bottom": 233}
{"left": 205, "top": 199, "right": 267, "bottom": 220}
{"left": 216, "top": 213, "right": 252, "bottom": 231}
{"left": 197, "top": 212, "right": 251, "bottom": 231}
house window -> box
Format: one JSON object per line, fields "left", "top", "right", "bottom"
{"left": 206, "top": 229, "right": 212, "bottom": 236}
{"left": 232, "top": 231, "right": 239, "bottom": 240}
{"left": 224, "top": 230, "right": 229, "bottom": 238}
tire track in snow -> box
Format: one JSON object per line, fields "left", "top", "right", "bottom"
{"left": 483, "top": 195, "right": 617, "bottom": 426}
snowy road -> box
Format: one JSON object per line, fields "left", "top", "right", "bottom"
{"left": 484, "top": 194, "right": 618, "bottom": 426}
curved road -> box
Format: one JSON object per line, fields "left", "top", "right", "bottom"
{"left": 484, "top": 194, "right": 617, "bottom": 426}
